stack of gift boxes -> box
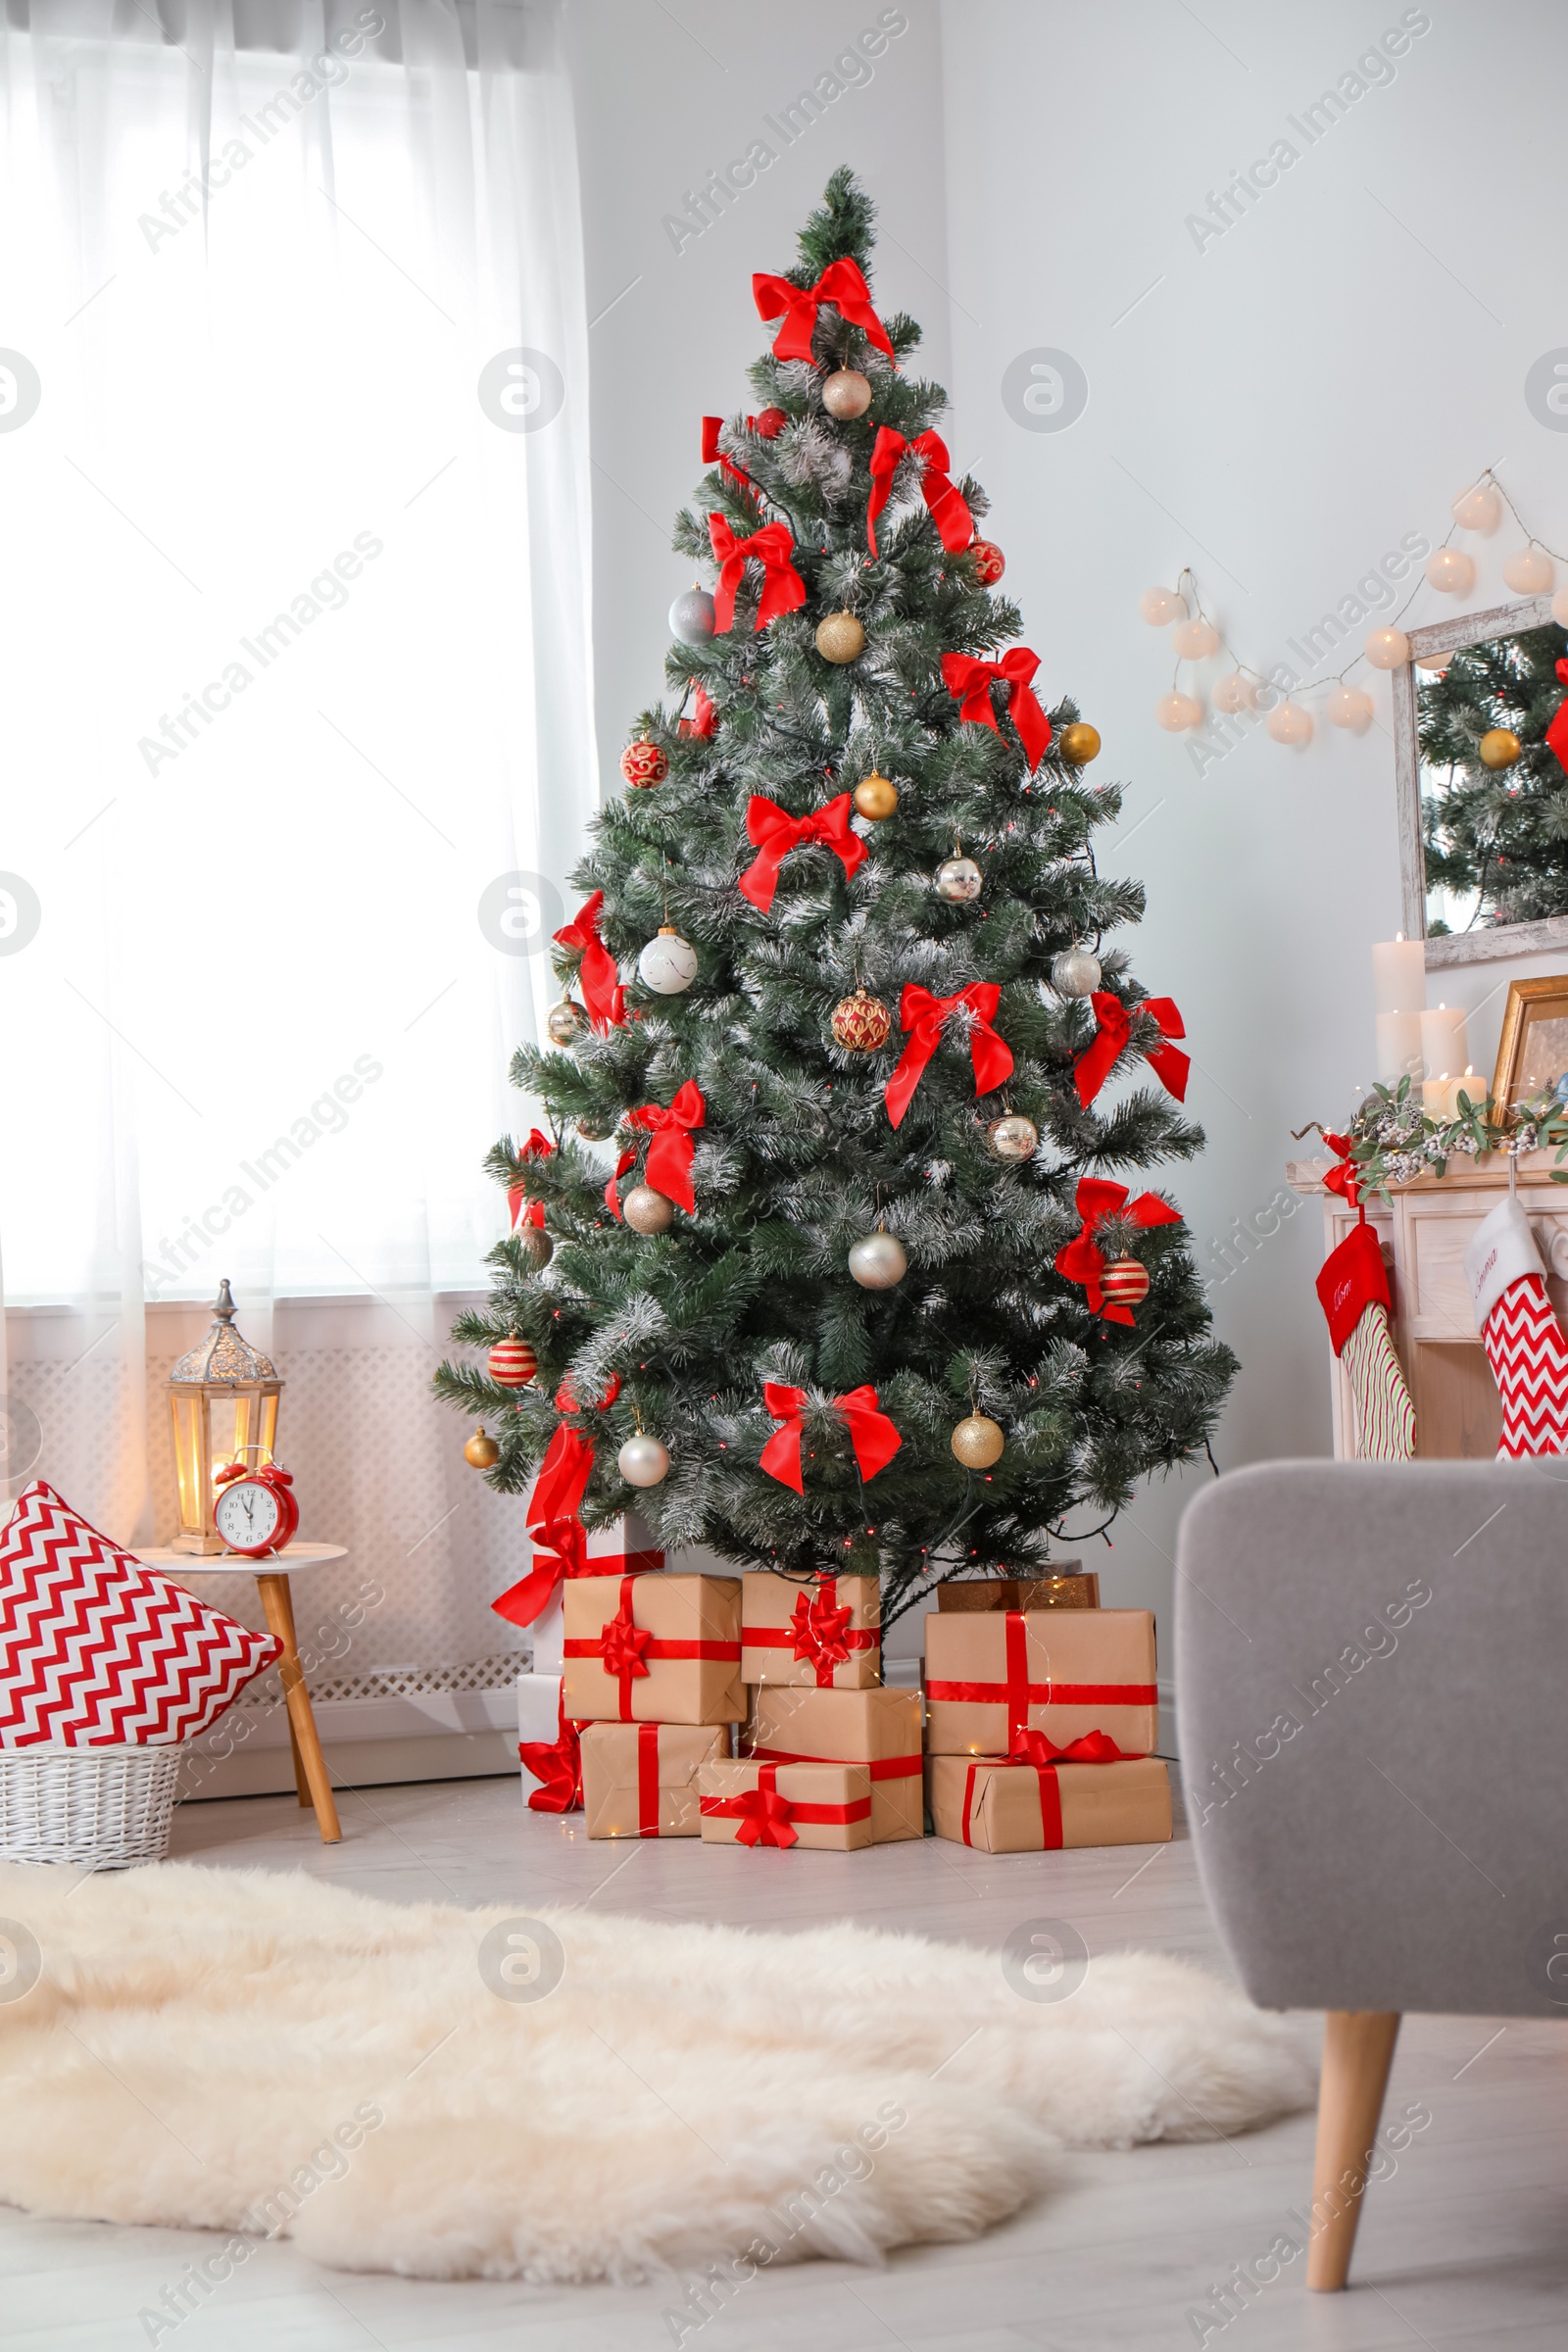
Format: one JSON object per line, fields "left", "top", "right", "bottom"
{"left": 515, "top": 1545, "right": 1171, "bottom": 1854}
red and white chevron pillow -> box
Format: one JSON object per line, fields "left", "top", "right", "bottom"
{"left": 0, "top": 1481, "right": 282, "bottom": 1745}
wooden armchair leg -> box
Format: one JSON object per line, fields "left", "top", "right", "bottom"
{"left": 1307, "top": 2010, "right": 1401, "bottom": 2290}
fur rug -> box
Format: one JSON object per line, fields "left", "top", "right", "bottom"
{"left": 0, "top": 1863, "right": 1311, "bottom": 2282}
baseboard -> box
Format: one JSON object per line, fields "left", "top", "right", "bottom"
{"left": 177, "top": 1687, "right": 519, "bottom": 1803}
{"left": 178, "top": 1727, "right": 519, "bottom": 1801}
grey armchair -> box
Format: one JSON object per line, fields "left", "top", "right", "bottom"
{"left": 1176, "top": 1458, "right": 1568, "bottom": 2290}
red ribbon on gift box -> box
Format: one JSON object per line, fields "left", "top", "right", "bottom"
{"left": 637, "top": 1721, "right": 661, "bottom": 1838}
{"left": 700, "top": 1761, "right": 873, "bottom": 1849}
{"left": 743, "top": 1576, "right": 879, "bottom": 1688}
{"left": 884, "top": 982, "right": 1013, "bottom": 1131}
{"left": 564, "top": 1574, "right": 741, "bottom": 1722}
{"left": 553, "top": 893, "right": 624, "bottom": 1033}
{"left": 1073, "top": 994, "right": 1189, "bottom": 1108}
{"left": 625, "top": 1080, "right": 706, "bottom": 1215}
{"left": 866, "top": 427, "right": 972, "bottom": 561}
{"left": 752, "top": 257, "right": 894, "bottom": 367}
{"left": 747, "top": 1742, "right": 920, "bottom": 1784}
{"left": 760, "top": 1382, "right": 901, "bottom": 1493}
{"left": 738, "top": 793, "right": 866, "bottom": 912}
{"left": 958, "top": 1729, "right": 1135, "bottom": 1848}
{"left": 940, "top": 649, "right": 1052, "bottom": 771}
{"left": 925, "top": 1612, "right": 1156, "bottom": 1750}
{"left": 1054, "top": 1177, "right": 1182, "bottom": 1327}
{"left": 708, "top": 515, "right": 807, "bottom": 633}
{"left": 517, "top": 1690, "right": 586, "bottom": 1815}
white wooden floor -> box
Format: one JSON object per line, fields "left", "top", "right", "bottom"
{"left": 3, "top": 1770, "right": 1567, "bottom": 2351}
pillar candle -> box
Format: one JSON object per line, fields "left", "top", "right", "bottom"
{"left": 1420, "top": 1003, "right": 1468, "bottom": 1081}
{"left": 1376, "top": 1011, "right": 1423, "bottom": 1085}
{"left": 1372, "top": 933, "right": 1425, "bottom": 1014}
{"left": 1422, "top": 1075, "right": 1451, "bottom": 1118}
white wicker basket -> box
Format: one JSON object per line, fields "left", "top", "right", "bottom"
{"left": 0, "top": 1742, "right": 183, "bottom": 1868}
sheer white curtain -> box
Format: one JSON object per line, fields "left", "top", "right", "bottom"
{"left": 0, "top": 0, "right": 594, "bottom": 1687}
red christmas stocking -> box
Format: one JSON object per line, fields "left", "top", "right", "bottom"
{"left": 1316, "top": 1220, "right": 1416, "bottom": 1460}
{"left": 1465, "top": 1197, "right": 1568, "bottom": 1457}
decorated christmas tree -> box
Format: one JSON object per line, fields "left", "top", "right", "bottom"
{"left": 434, "top": 169, "right": 1236, "bottom": 1627}
{"left": 1420, "top": 622, "right": 1568, "bottom": 930}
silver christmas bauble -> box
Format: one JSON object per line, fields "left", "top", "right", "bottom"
{"left": 668, "top": 586, "right": 716, "bottom": 644}
{"left": 1052, "top": 946, "right": 1102, "bottom": 998}
{"left": 987, "top": 1115, "right": 1039, "bottom": 1163}
{"left": 546, "top": 999, "right": 587, "bottom": 1047}
{"left": 935, "top": 855, "right": 982, "bottom": 904}
{"left": 636, "top": 926, "right": 699, "bottom": 995}
{"left": 621, "top": 1183, "right": 674, "bottom": 1235}
{"left": 849, "top": 1232, "right": 907, "bottom": 1289}
{"left": 618, "top": 1433, "right": 670, "bottom": 1487}
{"left": 516, "top": 1224, "right": 554, "bottom": 1270}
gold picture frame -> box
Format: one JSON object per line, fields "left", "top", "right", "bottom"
{"left": 1491, "top": 976, "right": 1568, "bottom": 1111}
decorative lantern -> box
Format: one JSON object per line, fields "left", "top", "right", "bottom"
{"left": 166, "top": 1280, "right": 283, "bottom": 1554}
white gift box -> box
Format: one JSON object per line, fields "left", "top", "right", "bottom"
{"left": 516, "top": 1671, "right": 564, "bottom": 1796}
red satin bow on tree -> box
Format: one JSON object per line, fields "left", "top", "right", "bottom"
{"left": 492, "top": 1422, "right": 596, "bottom": 1629}
{"left": 605, "top": 1147, "right": 635, "bottom": 1222}
{"left": 739, "top": 793, "right": 866, "bottom": 911}
{"left": 752, "top": 257, "right": 895, "bottom": 366}
{"left": 625, "top": 1081, "right": 706, "bottom": 1214}
{"left": 1073, "top": 994, "right": 1190, "bottom": 1107}
{"left": 516, "top": 1690, "right": 585, "bottom": 1814}
{"left": 1547, "top": 658, "right": 1568, "bottom": 775}
{"left": 508, "top": 1129, "right": 553, "bottom": 1231}
{"left": 760, "top": 1381, "right": 902, "bottom": 1493}
{"left": 701, "top": 411, "right": 785, "bottom": 495}
{"left": 708, "top": 515, "right": 807, "bottom": 633}
{"left": 679, "top": 683, "right": 717, "bottom": 740}
{"left": 553, "top": 893, "right": 624, "bottom": 1033}
{"left": 1006, "top": 1727, "right": 1135, "bottom": 1767}
{"left": 884, "top": 982, "right": 1014, "bottom": 1130}
{"left": 866, "top": 428, "right": 972, "bottom": 561}
{"left": 1054, "top": 1177, "right": 1182, "bottom": 1326}
{"left": 940, "top": 649, "right": 1052, "bottom": 771}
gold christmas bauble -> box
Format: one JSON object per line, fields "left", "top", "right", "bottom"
{"left": 830, "top": 988, "right": 893, "bottom": 1052}
{"left": 516, "top": 1224, "right": 554, "bottom": 1272}
{"left": 547, "top": 999, "right": 588, "bottom": 1046}
{"left": 1101, "top": 1256, "right": 1150, "bottom": 1309}
{"left": 621, "top": 1183, "right": 675, "bottom": 1234}
{"left": 951, "top": 1413, "right": 1005, "bottom": 1469}
{"left": 815, "top": 611, "right": 866, "bottom": 664}
{"left": 821, "top": 368, "right": 872, "bottom": 420}
{"left": 465, "top": 1426, "right": 500, "bottom": 1469}
{"left": 854, "top": 771, "right": 899, "bottom": 820}
{"left": 576, "top": 1116, "right": 614, "bottom": 1142}
{"left": 987, "top": 1114, "right": 1039, "bottom": 1162}
{"left": 1479, "top": 728, "right": 1521, "bottom": 770}
{"left": 1059, "top": 722, "right": 1102, "bottom": 765}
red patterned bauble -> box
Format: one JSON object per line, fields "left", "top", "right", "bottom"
{"left": 831, "top": 989, "right": 893, "bottom": 1052}
{"left": 1101, "top": 1257, "right": 1150, "bottom": 1310}
{"left": 487, "top": 1337, "right": 538, "bottom": 1388}
{"left": 619, "top": 739, "right": 668, "bottom": 789}
{"left": 969, "top": 539, "right": 1005, "bottom": 586}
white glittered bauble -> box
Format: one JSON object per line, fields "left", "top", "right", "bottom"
{"left": 987, "top": 1114, "right": 1039, "bottom": 1161}
{"left": 637, "top": 926, "right": 699, "bottom": 995}
{"left": 1171, "top": 616, "right": 1219, "bottom": 660}
{"left": 620, "top": 1184, "right": 675, "bottom": 1234}
{"left": 1426, "top": 547, "right": 1475, "bottom": 597}
{"left": 668, "top": 587, "right": 716, "bottom": 643}
{"left": 1364, "top": 627, "right": 1410, "bottom": 669}
{"left": 1266, "top": 700, "right": 1312, "bottom": 745}
{"left": 618, "top": 1433, "right": 669, "bottom": 1487}
{"left": 1052, "top": 946, "right": 1102, "bottom": 998}
{"left": 1503, "top": 546, "right": 1554, "bottom": 594}
{"left": 935, "top": 855, "right": 983, "bottom": 903}
{"left": 849, "top": 1232, "right": 907, "bottom": 1289}
{"left": 1140, "top": 585, "right": 1185, "bottom": 625}
{"left": 1211, "top": 670, "right": 1255, "bottom": 713}
{"left": 1450, "top": 481, "right": 1501, "bottom": 533}
{"left": 1154, "top": 692, "right": 1202, "bottom": 731}
{"left": 1328, "top": 685, "right": 1374, "bottom": 730}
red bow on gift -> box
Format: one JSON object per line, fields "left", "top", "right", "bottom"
{"left": 1073, "top": 994, "right": 1190, "bottom": 1108}
{"left": 789, "top": 1589, "right": 855, "bottom": 1673}
{"left": 760, "top": 1381, "right": 902, "bottom": 1493}
{"left": 599, "top": 1590, "right": 653, "bottom": 1686}
{"left": 940, "top": 649, "right": 1052, "bottom": 771}
{"left": 508, "top": 1129, "right": 553, "bottom": 1232}
{"left": 1006, "top": 1727, "right": 1135, "bottom": 1767}
{"left": 727, "top": 1769, "right": 800, "bottom": 1849}
{"left": 553, "top": 893, "right": 624, "bottom": 1033}
{"left": 708, "top": 515, "right": 807, "bottom": 634}
{"left": 679, "top": 683, "right": 717, "bottom": 740}
{"left": 866, "top": 428, "right": 972, "bottom": 561}
{"left": 517, "top": 1691, "right": 585, "bottom": 1815}
{"left": 492, "top": 1421, "right": 598, "bottom": 1629}
{"left": 739, "top": 793, "right": 866, "bottom": 912}
{"left": 752, "top": 258, "right": 895, "bottom": 367}
{"left": 1054, "top": 1177, "right": 1182, "bottom": 1325}
{"left": 625, "top": 1081, "right": 706, "bottom": 1214}
{"left": 884, "top": 982, "right": 1014, "bottom": 1130}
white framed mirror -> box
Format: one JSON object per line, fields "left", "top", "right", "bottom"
{"left": 1395, "top": 594, "right": 1568, "bottom": 969}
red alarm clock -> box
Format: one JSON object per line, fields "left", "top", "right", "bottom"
{"left": 214, "top": 1449, "right": 300, "bottom": 1557}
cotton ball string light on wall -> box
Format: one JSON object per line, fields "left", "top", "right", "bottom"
{"left": 1364, "top": 628, "right": 1410, "bottom": 669}
{"left": 1503, "top": 547, "right": 1554, "bottom": 594}
{"left": 1139, "top": 585, "right": 1186, "bottom": 625}
{"left": 1451, "top": 480, "right": 1502, "bottom": 534}
{"left": 1328, "top": 684, "right": 1374, "bottom": 730}
{"left": 1171, "top": 615, "right": 1219, "bottom": 660}
{"left": 1154, "top": 692, "right": 1203, "bottom": 732}
{"left": 1426, "top": 547, "right": 1475, "bottom": 597}
{"left": 1211, "top": 671, "right": 1255, "bottom": 712}
{"left": 1266, "top": 700, "right": 1311, "bottom": 746}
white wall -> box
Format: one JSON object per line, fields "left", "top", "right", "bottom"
{"left": 562, "top": 0, "right": 1568, "bottom": 1638}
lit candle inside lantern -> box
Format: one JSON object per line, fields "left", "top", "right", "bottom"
{"left": 1420, "top": 1002, "right": 1469, "bottom": 1081}
{"left": 1375, "top": 1011, "right": 1423, "bottom": 1086}
{"left": 1372, "top": 932, "right": 1425, "bottom": 1014}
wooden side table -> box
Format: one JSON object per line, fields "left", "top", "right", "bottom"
{"left": 136, "top": 1542, "right": 347, "bottom": 1843}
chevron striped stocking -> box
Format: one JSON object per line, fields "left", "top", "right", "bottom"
{"left": 1481, "top": 1274, "right": 1568, "bottom": 1457}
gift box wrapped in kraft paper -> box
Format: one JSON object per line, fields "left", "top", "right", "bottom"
{"left": 563, "top": 1573, "right": 745, "bottom": 1725}
{"left": 928, "top": 1747, "right": 1171, "bottom": 1853}
{"left": 698, "top": 1757, "right": 874, "bottom": 1850}
{"left": 740, "top": 1570, "right": 881, "bottom": 1690}
{"left": 924, "top": 1608, "right": 1157, "bottom": 1758}
{"left": 747, "top": 1684, "right": 922, "bottom": 1841}
{"left": 580, "top": 1722, "right": 729, "bottom": 1838}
